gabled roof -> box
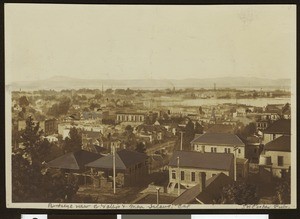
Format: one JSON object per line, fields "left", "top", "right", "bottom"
{"left": 191, "top": 133, "right": 245, "bottom": 147}
{"left": 116, "top": 111, "right": 145, "bottom": 115}
{"left": 136, "top": 124, "right": 166, "bottom": 133}
{"left": 263, "top": 119, "right": 291, "bottom": 134}
{"left": 206, "top": 124, "right": 235, "bottom": 134}
{"left": 93, "top": 145, "right": 109, "bottom": 154}
{"left": 172, "top": 183, "right": 201, "bottom": 205}
{"left": 47, "top": 150, "right": 102, "bottom": 170}
{"left": 169, "top": 151, "right": 233, "bottom": 171}
{"left": 264, "top": 135, "right": 291, "bottom": 152}
{"left": 197, "top": 172, "right": 233, "bottom": 204}
{"left": 86, "top": 149, "right": 148, "bottom": 170}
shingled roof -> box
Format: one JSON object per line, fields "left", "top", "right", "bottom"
{"left": 263, "top": 119, "right": 291, "bottom": 135}
{"left": 47, "top": 150, "right": 102, "bottom": 170}
{"left": 206, "top": 124, "right": 235, "bottom": 134}
{"left": 264, "top": 135, "right": 291, "bottom": 152}
{"left": 191, "top": 133, "right": 245, "bottom": 147}
{"left": 169, "top": 151, "right": 233, "bottom": 171}
{"left": 172, "top": 183, "right": 202, "bottom": 205}
{"left": 197, "top": 172, "right": 233, "bottom": 204}
{"left": 86, "top": 149, "right": 148, "bottom": 170}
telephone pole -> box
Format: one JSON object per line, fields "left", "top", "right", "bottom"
{"left": 177, "top": 156, "right": 180, "bottom": 196}
{"left": 113, "top": 145, "right": 116, "bottom": 194}
{"left": 180, "top": 131, "right": 184, "bottom": 151}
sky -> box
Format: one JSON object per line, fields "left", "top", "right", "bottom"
{"left": 5, "top": 4, "right": 296, "bottom": 84}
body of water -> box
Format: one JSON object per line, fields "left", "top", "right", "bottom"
{"left": 161, "top": 97, "right": 291, "bottom": 107}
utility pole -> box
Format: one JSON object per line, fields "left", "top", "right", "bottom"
{"left": 177, "top": 156, "right": 180, "bottom": 196}
{"left": 233, "top": 146, "right": 237, "bottom": 181}
{"left": 180, "top": 131, "right": 184, "bottom": 151}
{"left": 156, "top": 187, "right": 161, "bottom": 204}
{"left": 113, "top": 145, "right": 116, "bottom": 194}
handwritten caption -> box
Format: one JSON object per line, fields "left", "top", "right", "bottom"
{"left": 242, "top": 204, "right": 290, "bottom": 209}
{"left": 48, "top": 203, "right": 191, "bottom": 209}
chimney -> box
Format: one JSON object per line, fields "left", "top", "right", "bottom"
{"left": 198, "top": 172, "right": 206, "bottom": 192}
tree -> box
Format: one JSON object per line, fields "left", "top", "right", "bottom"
{"left": 47, "top": 97, "right": 71, "bottom": 117}
{"left": 89, "top": 102, "right": 100, "bottom": 110}
{"left": 94, "top": 93, "right": 103, "bottom": 100}
{"left": 183, "top": 120, "right": 195, "bottom": 150}
{"left": 123, "top": 125, "right": 136, "bottom": 150}
{"left": 63, "top": 127, "right": 82, "bottom": 153}
{"left": 135, "top": 142, "right": 147, "bottom": 154}
{"left": 194, "top": 122, "right": 204, "bottom": 134}
{"left": 236, "top": 122, "right": 256, "bottom": 139}
{"left": 19, "top": 95, "right": 30, "bottom": 107}
{"left": 12, "top": 116, "right": 79, "bottom": 202}
{"left": 18, "top": 116, "right": 53, "bottom": 162}
{"left": 275, "top": 177, "right": 291, "bottom": 204}
{"left": 217, "top": 182, "right": 259, "bottom": 204}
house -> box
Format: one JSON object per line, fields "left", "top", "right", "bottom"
{"left": 18, "top": 118, "right": 58, "bottom": 136}
{"left": 259, "top": 135, "right": 291, "bottom": 179}
{"left": 81, "top": 111, "right": 102, "bottom": 120}
{"left": 46, "top": 150, "right": 102, "bottom": 185}
{"left": 264, "top": 104, "right": 285, "bottom": 114}
{"left": 172, "top": 172, "right": 233, "bottom": 204}
{"left": 81, "top": 130, "right": 102, "bottom": 151}
{"left": 116, "top": 111, "right": 145, "bottom": 123}
{"left": 86, "top": 149, "right": 149, "bottom": 187}
{"left": 262, "top": 119, "right": 290, "bottom": 144}
{"left": 191, "top": 133, "right": 245, "bottom": 159}
{"left": 256, "top": 117, "right": 271, "bottom": 131}
{"left": 135, "top": 124, "right": 166, "bottom": 143}
{"left": 47, "top": 150, "right": 102, "bottom": 171}
{"left": 281, "top": 103, "right": 291, "bottom": 119}
{"left": 167, "top": 151, "right": 234, "bottom": 195}
{"left": 40, "top": 118, "right": 58, "bottom": 135}
{"left": 155, "top": 120, "right": 178, "bottom": 135}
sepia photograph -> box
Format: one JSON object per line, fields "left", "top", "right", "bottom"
{"left": 5, "top": 4, "right": 296, "bottom": 209}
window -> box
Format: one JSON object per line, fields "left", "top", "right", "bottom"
{"left": 228, "top": 148, "right": 231, "bottom": 153}
{"left": 201, "top": 145, "right": 205, "bottom": 152}
{"left": 273, "top": 134, "right": 276, "bottom": 140}
{"left": 191, "top": 172, "right": 196, "bottom": 182}
{"left": 238, "top": 149, "right": 241, "bottom": 154}
{"left": 172, "top": 170, "right": 176, "bottom": 179}
{"left": 278, "top": 156, "right": 284, "bottom": 166}
{"left": 211, "top": 147, "right": 214, "bottom": 152}
{"left": 181, "top": 171, "right": 185, "bottom": 181}
{"left": 225, "top": 148, "right": 227, "bottom": 153}
{"left": 214, "top": 147, "right": 217, "bottom": 152}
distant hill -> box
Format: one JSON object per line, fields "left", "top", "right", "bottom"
{"left": 10, "top": 76, "right": 291, "bottom": 91}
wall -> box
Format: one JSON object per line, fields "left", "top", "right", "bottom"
{"left": 264, "top": 150, "right": 291, "bottom": 169}
{"left": 168, "top": 166, "right": 231, "bottom": 189}
{"left": 193, "top": 143, "right": 245, "bottom": 159}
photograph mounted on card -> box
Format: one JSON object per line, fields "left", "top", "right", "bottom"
{"left": 5, "top": 4, "right": 296, "bottom": 209}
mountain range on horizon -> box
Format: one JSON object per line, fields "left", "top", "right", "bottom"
{"left": 9, "top": 76, "right": 291, "bottom": 91}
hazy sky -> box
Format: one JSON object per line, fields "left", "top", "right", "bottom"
{"left": 5, "top": 4, "right": 296, "bottom": 84}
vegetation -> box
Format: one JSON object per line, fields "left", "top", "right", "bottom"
{"left": 12, "top": 116, "right": 79, "bottom": 202}
{"left": 63, "top": 127, "right": 82, "bottom": 153}
{"left": 216, "top": 182, "right": 259, "bottom": 204}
